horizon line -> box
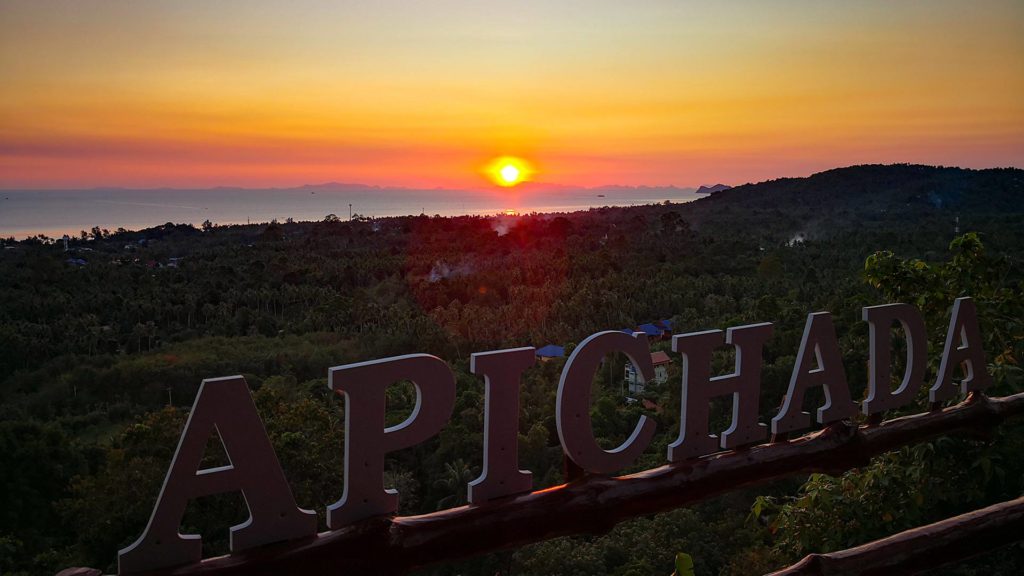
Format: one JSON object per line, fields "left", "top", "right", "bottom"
{"left": 0, "top": 159, "right": 1019, "bottom": 191}
{"left": 1, "top": 162, "right": 1021, "bottom": 192}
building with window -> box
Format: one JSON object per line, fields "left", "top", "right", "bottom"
{"left": 625, "top": 351, "right": 671, "bottom": 394}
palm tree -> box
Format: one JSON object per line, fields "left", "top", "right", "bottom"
{"left": 433, "top": 458, "right": 478, "bottom": 510}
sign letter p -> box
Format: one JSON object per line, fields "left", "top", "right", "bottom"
{"left": 327, "top": 354, "right": 456, "bottom": 528}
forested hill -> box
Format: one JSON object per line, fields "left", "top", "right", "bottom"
{"left": 679, "top": 164, "right": 1023, "bottom": 241}
{"left": 1, "top": 164, "right": 1022, "bottom": 575}
{"left": 700, "top": 164, "right": 1023, "bottom": 214}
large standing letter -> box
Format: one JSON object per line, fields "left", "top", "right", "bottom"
{"left": 327, "top": 354, "right": 455, "bottom": 528}
{"left": 930, "top": 297, "right": 992, "bottom": 402}
{"left": 557, "top": 331, "right": 657, "bottom": 474}
{"left": 771, "top": 312, "right": 857, "bottom": 435}
{"left": 862, "top": 303, "right": 927, "bottom": 415}
{"left": 118, "top": 376, "right": 316, "bottom": 575}
{"left": 669, "top": 323, "right": 773, "bottom": 461}
{"left": 468, "top": 347, "right": 536, "bottom": 503}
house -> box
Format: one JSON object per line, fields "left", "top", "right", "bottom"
{"left": 636, "top": 323, "right": 664, "bottom": 339}
{"left": 625, "top": 351, "right": 671, "bottom": 394}
{"left": 535, "top": 344, "right": 565, "bottom": 361}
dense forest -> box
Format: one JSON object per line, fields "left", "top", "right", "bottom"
{"left": 1, "top": 164, "right": 1022, "bottom": 575}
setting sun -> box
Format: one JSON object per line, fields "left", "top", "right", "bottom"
{"left": 500, "top": 164, "right": 520, "bottom": 184}
{"left": 486, "top": 156, "right": 533, "bottom": 187}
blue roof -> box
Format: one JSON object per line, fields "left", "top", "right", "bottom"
{"left": 660, "top": 319, "right": 674, "bottom": 329}
{"left": 536, "top": 345, "right": 565, "bottom": 358}
{"left": 637, "top": 323, "right": 662, "bottom": 337}
{"left": 620, "top": 328, "right": 634, "bottom": 334}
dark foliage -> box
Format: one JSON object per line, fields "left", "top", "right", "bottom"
{"left": 1, "top": 164, "right": 1022, "bottom": 575}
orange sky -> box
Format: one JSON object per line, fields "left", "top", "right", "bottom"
{"left": 1, "top": 0, "right": 1022, "bottom": 189}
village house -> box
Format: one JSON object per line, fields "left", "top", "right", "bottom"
{"left": 535, "top": 344, "right": 565, "bottom": 362}
{"left": 625, "top": 350, "right": 671, "bottom": 394}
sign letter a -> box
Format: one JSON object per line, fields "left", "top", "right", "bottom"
{"left": 118, "top": 376, "right": 316, "bottom": 574}
{"left": 930, "top": 297, "right": 992, "bottom": 402}
{"left": 771, "top": 312, "right": 857, "bottom": 435}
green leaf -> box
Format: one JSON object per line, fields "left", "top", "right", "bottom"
{"left": 673, "top": 552, "right": 695, "bottom": 576}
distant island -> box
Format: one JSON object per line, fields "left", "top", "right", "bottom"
{"left": 695, "top": 183, "right": 732, "bottom": 194}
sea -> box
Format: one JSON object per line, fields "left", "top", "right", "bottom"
{"left": 0, "top": 185, "right": 704, "bottom": 239}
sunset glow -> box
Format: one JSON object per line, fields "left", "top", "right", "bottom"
{"left": 1, "top": 1, "right": 1022, "bottom": 189}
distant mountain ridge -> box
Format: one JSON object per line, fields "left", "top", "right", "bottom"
{"left": 75, "top": 181, "right": 698, "bottom": 194}
{"left": 298, "top": 181, "right": 697, "bottom": 194}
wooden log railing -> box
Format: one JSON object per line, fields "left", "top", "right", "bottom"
{"left": 766, "top": 495, "right": 1024, "bottom": 575}
{"left": 60, "top": 391, "right": 1024, "bottom": 576}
